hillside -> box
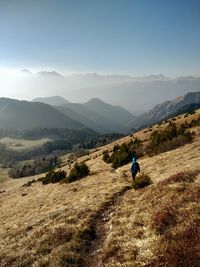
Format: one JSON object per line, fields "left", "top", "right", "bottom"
{"left": 84, "top": 98, "right": 134, "bottom": 125}
{"left": 55, "top": 104, "right": 109, "bottom": 134}
{"left": 128, "top": 91, "right": 200, "bottom": 130}
{"left": 0, "top": 98, "right": 83, "bottom": 129}
{"left": 34, "top": 97, "right": 134, "bottom": 133}
{"left": 58, "top": 100, "right": 131, "bottom": 133}
{"left": 0, "top": 109, "right": 200, "bottom": 266}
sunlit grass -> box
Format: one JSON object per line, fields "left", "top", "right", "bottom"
{"left": 0, "top": 111, "right": 199, "bottom": 266}
{"left": 0, "top": 168, "right": 9, "bottom": 183}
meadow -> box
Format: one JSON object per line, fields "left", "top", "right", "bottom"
{"left": 0, "top": 110, "right": 199, "bottom": 266}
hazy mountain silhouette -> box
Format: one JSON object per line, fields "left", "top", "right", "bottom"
{"left": 33, "top": 96, "right": 70, "bottom": 106}
{"left": 33, "top": 96, "right": 134, "bottom": 133}
{"left": 36, "top": 71, "right": 63, "bottom": 78}
{"left": 0, "top": 98, "right": 83, "bottom": 129}
{"left": 84, "top": 98, "right": 134, "bottom": 125}
{"left": 55, "top": 104, "right": 109, "bottom": 133}
{"left": 3, "top": 71, "right": 200, "bottom": 114}
{"left": 20, "top": 69, "right": 33, "bottom": 75}
{"left": 174, "top": 102, "right": 200, "bottom": 115}
{"left": 42, "top": 97, "right": 134, "bottom": 133}
{"left": 127, "top": 91, "right": 200, "bottom": 130}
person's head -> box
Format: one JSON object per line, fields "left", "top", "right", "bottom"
{"left": 132, "top": 156, "right": 137, "bottom": 162}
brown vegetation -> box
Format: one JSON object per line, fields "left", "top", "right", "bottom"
{"left": 0, "top": 109, "right": 199, "bottom": 266}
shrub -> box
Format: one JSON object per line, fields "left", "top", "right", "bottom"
{"left": 41, "top": 170, "right": 66, "bottom": 185}
{"left": 103, "top": 138, "right": 143, "bottom": 169}
{"left": 190, "top": 116, "right": 200, "bottom": 127}
{"left": 22, "top": 179, "right": 37, "bottom": 187}
{"left": 102, "top": 150, "right": 110, "bottom": 163}
{"left": 151, "top": 204, "right": 177, "bottom": 234}
{"left": 132, "top": 173, "right": 152, "bottom": 189}
{"left": 148, "top": 122, "right": 193, "bottom": 155}
{"left": 65, "top": 162, "right": 90, "bottom": 183}
{"left": 113, "top": 144, "right": 120, "bottom": 152}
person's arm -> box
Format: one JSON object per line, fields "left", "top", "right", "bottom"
{"left": 130, "top": 162, "right": 135, "bottom": 173}
{"left": 138, "top": 163, "right": 140, "bottom": 173}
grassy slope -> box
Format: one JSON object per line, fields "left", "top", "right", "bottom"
{"left": 0, "top": 110, "right": 199, "bottom": 266}
{"left": 0, "top": 168, "right": 9, "bottom": 183}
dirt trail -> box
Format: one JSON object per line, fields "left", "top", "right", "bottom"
{"left": 81, "top": 185, "right": 132, "bottom": 267}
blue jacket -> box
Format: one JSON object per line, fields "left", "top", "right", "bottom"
{"left": 130, "top": 157, "right": 140, "bottom": 175}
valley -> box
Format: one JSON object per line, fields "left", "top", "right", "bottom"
{"left": 1, "top": 2, "right": 200, "bottom": 266}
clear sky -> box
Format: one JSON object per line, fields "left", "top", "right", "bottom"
{"left": 0, "top": 0, "right": 200, "bottom": 75}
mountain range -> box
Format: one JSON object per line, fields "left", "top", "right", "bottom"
{"left": 33, "top": 97, "right": 134, "bottom": 133}
{"left": 127, "top": 91, "right": 200, "bottom": 130}
{"left": 0, "top": 98, "right": 83, "bottom": 130}
{"left": 2, "top": 70, "right": 200, "bottom": 114}
{"left": 0, "top": 92, "right": 200, "bottom": 133}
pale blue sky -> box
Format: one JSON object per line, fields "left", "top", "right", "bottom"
{"left": 0, "top": 0, "right": 200, "bottom": 75}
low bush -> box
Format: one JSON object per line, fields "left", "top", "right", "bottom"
{"left": 22, "top": 179, "right": 37, "bottom": 187}
{"left": 102, "top": 150, "right": 110, "bottom": 162}
{"left": 132, "top": 173, "right": 152, "bottom": 189}
{"left": 148, "top": 122, "right": 194, "bottom": 155}
{"left": 41, "top": 170, "right": 66, "bottom": 185}
{"left": 151, "top": 204, "right": 177, "bottom": 234}
{"left": 103, "top": 138, "right": 144, "bottom": 169}
{"left": 190, "top": 116, "right": 200, "bottom": 127}
{"left": 65, "top": 162, "right": 90, "bottom": 183}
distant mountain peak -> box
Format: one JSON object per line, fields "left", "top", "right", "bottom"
{"left": 127, "top": 91, "right": 200, "bottom": 130}
{"left": 33, "top": 96, "right": 70, "bottom": 106}
{"left": 86, "top": 98, "right": 105, "bottom": 104}
{"left": 141, "top": 73, "right": 169, "bottom": 81}
{"left": 37, "top": 71, "right": 63, "bottom": 78}
{"left": 19, "top": 69, "right": 32, "bottom": 74}
{"left": 0, "top": 97, "right": 83, "bottom": 129}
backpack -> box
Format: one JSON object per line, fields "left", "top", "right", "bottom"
{"left": 131, "top": 162, "right": 140, "bottom": 175}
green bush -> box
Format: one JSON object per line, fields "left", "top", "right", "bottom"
{"left": 102, "top": 150, "right": 110, "bottom": 163}
{"left": 103, "top": 138, "right": 143, "bottom": 169}
{"left": 148, "top": 122, "right": 194, "bottom": 155}
{"left": 41, "top": 170, "right": 66, "bottom": 185}
{"left": 65, "top": 162, "right": 90, "bottom": 183}
{"left": 132, "top": 173, "right": 152, "bottom": 189}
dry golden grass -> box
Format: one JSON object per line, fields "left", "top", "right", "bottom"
{"left": 94, "top": 138, "right": 200, "bottom": 267}
{"left": 0, "top": 155, "right": 130, "bottom": 266}
{"left": 0, "top": 110, "right": 199, "bottom": 266}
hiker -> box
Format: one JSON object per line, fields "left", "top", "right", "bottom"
{"left": 130, "top": 156, "right": 140, "bottom": 180}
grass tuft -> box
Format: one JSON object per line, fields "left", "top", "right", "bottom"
{"left": 132, "top": 173, "right": 152, "bottom": 189}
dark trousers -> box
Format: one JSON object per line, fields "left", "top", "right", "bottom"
{"left": 132, "top": 173, "right": 135, "bottom": 180}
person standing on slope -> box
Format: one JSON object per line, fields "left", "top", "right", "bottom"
{"left": 130, "top": 156, "right": 140, "bottom": 181}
